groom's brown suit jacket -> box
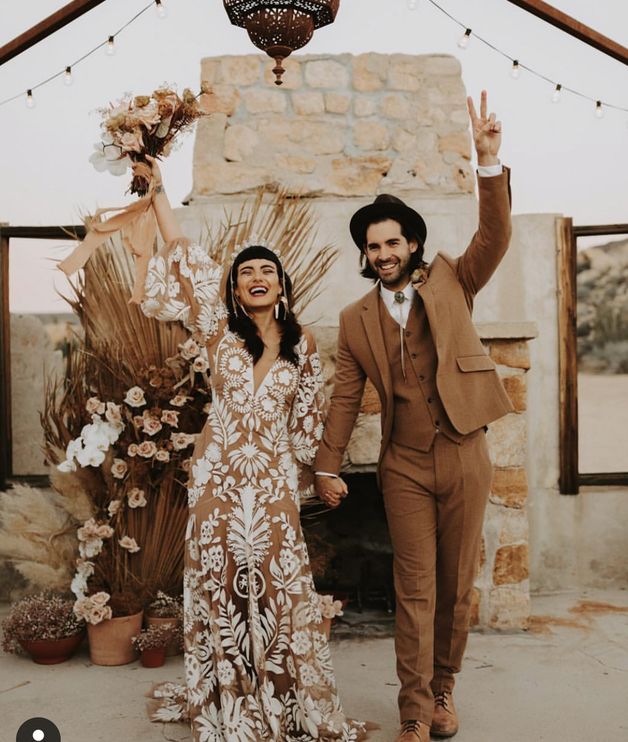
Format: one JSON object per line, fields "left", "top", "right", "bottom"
{"left": 315, "top": 168, "right": 514, "bottom": 484}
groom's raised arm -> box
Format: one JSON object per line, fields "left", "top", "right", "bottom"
{"left": 314, "top": 311, "right": 367, "bottom": 477}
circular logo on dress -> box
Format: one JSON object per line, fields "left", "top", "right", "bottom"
{"left": 16, "top": 718, "right": 61, "bottom": 742}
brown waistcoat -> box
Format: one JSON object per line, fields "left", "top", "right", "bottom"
{"left": 378, "top": 296, "right": 462, "bottom": 451}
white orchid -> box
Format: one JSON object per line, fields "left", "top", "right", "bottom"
{"left": 89, "top": 142, "right": 130, "bottom": 177}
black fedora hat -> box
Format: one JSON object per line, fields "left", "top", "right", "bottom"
{"left": 349, "top": 194, "right": 427, "bottom": 250}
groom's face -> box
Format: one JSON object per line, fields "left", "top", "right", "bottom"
{"left": 364, "top": 218, "right": 418, "bottom": 290}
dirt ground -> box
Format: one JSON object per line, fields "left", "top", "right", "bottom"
{"left": 3, "top": 589, "right": 628, "bottom": 742}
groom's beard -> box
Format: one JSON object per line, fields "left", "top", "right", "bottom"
{"left": 375, "top": 255, "right": 412, "bottom": 287}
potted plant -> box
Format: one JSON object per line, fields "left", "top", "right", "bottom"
{"left": 145, "top": 591, "right": 184, "bottom": 656}
{"left": 1, "top": 592, "right": 85, "bottom": 664}
{"left": 316, "top": 593, "right": 344, "bottom": 639}
{"left": 77, "top": 589, "right": 144, "bottom": 666}
{"left": 132, "top": 624, "right": 176, "bottom": 668}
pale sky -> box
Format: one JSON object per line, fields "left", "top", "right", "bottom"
{"left": 1, "top": 0, "right": 627, "bottom": 312}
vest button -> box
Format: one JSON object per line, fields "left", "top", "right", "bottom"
{"left": 427, "top": 397, "right": 433, "bottom": 404}
{"left": 435, "top": 420, "right": 441, "bottom": 426}
{"left": 419, "top": 374, "right": 425, "bottom": 381}
{"left": 411, "top": 353, "right": 417, "bottom": 359}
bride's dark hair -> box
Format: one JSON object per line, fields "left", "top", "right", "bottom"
{"left": 225, "top": 245, "right": 302, "bottom": 367}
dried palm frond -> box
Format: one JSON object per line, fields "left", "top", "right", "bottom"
{"left": 203, "top": 187, "right": 337, "bottom": 315}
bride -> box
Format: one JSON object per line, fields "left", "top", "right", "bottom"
{"left": 136, "top": 156, "right": 369, "bottom": 742}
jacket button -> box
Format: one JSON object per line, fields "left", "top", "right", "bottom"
{"left": 435, "top": 420, "right": 441, "bottom": 426}
{"left": 419, "top": 374, "right": 425, "bottom": 381}
{"left": 427, "top": 397, "right": 433, "bottom": 404}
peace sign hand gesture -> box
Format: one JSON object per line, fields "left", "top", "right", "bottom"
{"left": 467, "top": 90, "right": 502, "bottom": 167}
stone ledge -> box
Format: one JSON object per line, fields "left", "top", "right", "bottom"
{"left": 475, "top": 322, "right": 538, "bottom": 341}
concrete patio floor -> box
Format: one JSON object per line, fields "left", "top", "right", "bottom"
{"left": 2, "top": 589, "right": 627, "bottom": 742}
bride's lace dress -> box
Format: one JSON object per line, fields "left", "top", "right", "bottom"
{"left": 140, "top": 240, "right": 368, "bottom": 741}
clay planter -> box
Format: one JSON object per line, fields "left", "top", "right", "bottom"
{"left": 319, "top": 617, "right": 332, "bottom": 639}
{"left": 140, "top": 646, "right": 167, "bottom": 668}
{"left": 87, "top": 610, "right": 143, "bottom": 666}
{"left": 19, "top": 632, "right": 85, "bottom": 664}
{"left": 145, "top": 615, "right": 182, "bottom": 656}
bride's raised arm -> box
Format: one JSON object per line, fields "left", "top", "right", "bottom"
{"left": 136, "top": 156, "right": 227, "bottom": 339}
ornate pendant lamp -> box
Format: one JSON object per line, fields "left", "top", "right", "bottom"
{"left": 223, "top": 1, "right": 340, "bottom": 85}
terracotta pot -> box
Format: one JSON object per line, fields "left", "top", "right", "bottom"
{"left": 19, "top": 632, "right": 85, "bottom": 664}
{"left": 87, "top": 610, "right": 143, "bottom": 666}
{"left": 140, "top": 646, "right": 167, "bottom": 668}
{"left": 319, "top": 616, "right": 332, "bottom": 639}
{"left": 145, "top": 615, "right": 182, "bottom": 656}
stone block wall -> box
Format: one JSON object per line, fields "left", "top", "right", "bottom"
{"left": 316, "top": 323, "right": 536, "bottom": 631}
{"left": 191, "top": 53, "right": 474, "bottom": 200}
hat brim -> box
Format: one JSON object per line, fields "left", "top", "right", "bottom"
{"left": 349, "top": 202, "right": 427, "bottom": 249}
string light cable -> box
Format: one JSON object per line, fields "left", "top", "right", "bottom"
{"left": 0, "top": 0, "right": 164, "bottom": 108}
{"left": 421, "top": 0, "right": 628, "bottom": 116}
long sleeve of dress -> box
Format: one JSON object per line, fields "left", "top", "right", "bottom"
{"left": 288, "top": 330, "right": 327, "bottom": 507}
{"left": 140, "top": 238, "right": 228, "bottom": 340}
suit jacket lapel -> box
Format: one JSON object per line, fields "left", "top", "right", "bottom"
{"left": 360, "top": 286, "right": 392, "bottom": 400}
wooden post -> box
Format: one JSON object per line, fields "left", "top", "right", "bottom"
{"left": 0, "top": 0, "right": 108, "bottom": 67}
{"left": 505, "top": 0, "right": 628, "bottom": 66}
{"left": 556, "top": 217, "right": 579, "bottom": 494}
{"left": 0, "top": 226, "right": 11, "bottom": 490}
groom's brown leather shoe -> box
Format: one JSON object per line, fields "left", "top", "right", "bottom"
{"left": 394, "top": 719, "right": 430, "bottom": 742}
{"left": 430, "top": 691, "right": 459, "bottom": 738}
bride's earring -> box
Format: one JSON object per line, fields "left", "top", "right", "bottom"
{"left": 274, "top": 301, "right": 280, "bottom": 320}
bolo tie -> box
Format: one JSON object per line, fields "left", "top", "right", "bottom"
{"left": 394, "top": 291, "right": 408, "bottom": 381}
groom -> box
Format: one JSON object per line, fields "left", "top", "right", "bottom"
{"left": 314, "top": 91, "right": 513, "bottom": 741}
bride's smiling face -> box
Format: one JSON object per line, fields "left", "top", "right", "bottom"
{"left": 235, "top": 259, "right": 282, "bottom": 311}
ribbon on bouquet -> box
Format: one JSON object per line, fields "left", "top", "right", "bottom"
{"left": 58, "top": 162, "right": 157, "bottom": 304}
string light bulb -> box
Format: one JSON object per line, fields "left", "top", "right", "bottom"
{"left": 595, "top": 100, "right": 604, "bottom": 119}
{"left": 155, "top": 0, "right": 167, "bottom": 18}
{"left": 106, "top": 35, "right": 116, "bottom": 56}
{"left": 457, "top": 29, "right": 472, "bottom": 49}
{"left": 26, "top": 89, "right": 35, "bottom": 108}
{"left": 510, "top": 60, "right": 520, "bottom": 79}
{"left": 64, "top": 66, "right": 73, "bottom": 86}
{"left": 551, "top": 83, "right": 562, "bottom": 103}
{"left": 407, "top": 0, "right": 418, "bottom": 10}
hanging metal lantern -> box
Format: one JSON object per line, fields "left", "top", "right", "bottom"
{"left": 223, "top": 1, "right": 340, "bottom": 85}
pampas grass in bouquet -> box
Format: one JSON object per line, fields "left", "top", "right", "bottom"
{"left": 89, "top": 86, "right": 204, "bottom": 196}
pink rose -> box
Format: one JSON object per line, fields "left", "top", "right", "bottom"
{"left": 180, "top": 338, "right": 200, "bottom": 360}
{"left": 91, "top": 592, "right": 111, "bottom": 607}
{"left": 111, "top": 458, "right": 128, "bottom": 479}
{"left": 169, "top": 394, "right": 189, "bottom": 408}
{"left": 119, "top": 129, "right": 143, "bottom": 153}
{"left": 86, "top": 397, "right": 105, "bottom": 415}
{"left": 192, "top": 356, "right": 209, "bottom": 373}
{"left": 142, "top": 416, "right": 163, "bottom": 436}
{"left": 127, "top": 487, "right": 147, "bottom": 508}
{"left": 161, "top": 410, "right": 179, "bottom": 427}
{"left": 107, "top": 499, "right": 122, "bottom": 517}
{"left": 170, "top": 432, "right": 196, "bottom": 451}
{"left": 137, "top": 441, "right": 157, "bottom": 458}
{"left": 155, "top": 449, "right": 170, "bottom": 462}
{"left": 127, "top": 443, "right": 139, "bottom": 457}
{"left": 124, "top": 386, "right": 146, "bottom": 408}
{"left": 88, "top": 605, "right": 112, "bottom": 624}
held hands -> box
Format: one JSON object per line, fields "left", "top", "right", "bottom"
{"left": 467, "top": 90, "right": 502, "bottom": 167}
{"left": 315, "top": 475, "right": 348, "bottom": 509}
